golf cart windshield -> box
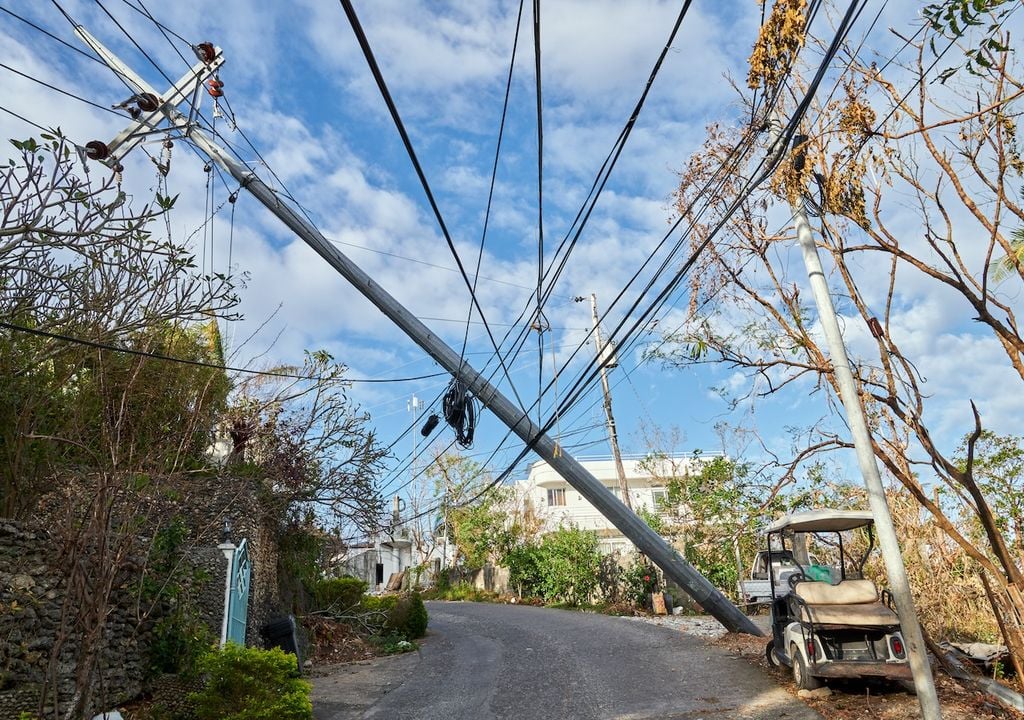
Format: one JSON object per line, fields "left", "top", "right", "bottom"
{"left": 765, "top": 509, "right": 876, "bottom": 592}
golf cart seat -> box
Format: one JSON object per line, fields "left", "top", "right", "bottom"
{"left": 792, "top": 579, "right": 899, "bottom": 627}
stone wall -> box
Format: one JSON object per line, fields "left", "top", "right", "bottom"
{"left": 0, "top": 521, "right": 147, "bottom": 719}
{"left": 156, "top": 474, "right": 282, "bottom": 646}
{"left": 0, "top": 475, "right": 284, "bottom": 719}
{"left": 446, "top": 563, "right": 510, "bottom": 594}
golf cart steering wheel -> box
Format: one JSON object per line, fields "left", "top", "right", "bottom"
{"left": 787, "top": 572, "right": 806, "bottom": 590}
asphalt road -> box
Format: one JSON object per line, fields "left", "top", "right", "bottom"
{"left": 312, "top": 601, "right": 822, "bottom": 720}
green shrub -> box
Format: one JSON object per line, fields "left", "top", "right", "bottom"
{"left": 622, "top": 559, "right": 660, "bottom": 608}
{"left": 190, "top": 643, "right": 312, "bottom": 720}
{"left": 312, "top": 576, "right": 367, "bottom": 612}
{"left": 147, "top": 607, "right": 214, "bottom": 679}
{"left": 400, "top": 592, "right": 428, "bottom": 639}
{"left": 504, "top": 543, "right": 544, "bottom": 598}
{"left": 359, "top": 592, "right": 428, "bottom": 640}
{"left": 422, "top": 582, "right": 497, "bottom": 603}
{"left": 537, "top": 527, "right": 601, "bottom": 605}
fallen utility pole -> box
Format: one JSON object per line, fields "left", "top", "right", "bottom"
{"left": 588, "top": 293, "right": 632, "bottom": 510}
{"left": 75, "top": 28, "right": 761, "bottom": 636}
{"left": 779, "top": 129, "right": 941, "bottom": 717}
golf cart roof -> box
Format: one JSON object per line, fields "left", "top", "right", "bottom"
{"left": 766, "top": 509, "right": 875, "bottom": 533}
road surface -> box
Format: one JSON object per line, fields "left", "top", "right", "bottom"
{"left": 312, "top": 601, "right": 821, "bottom": 720}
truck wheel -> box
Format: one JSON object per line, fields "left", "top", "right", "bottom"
{"left": 765, "top": 640, "right": 781, "bottom": 668}
{"left": 791, "top": 643, "right": 823, "bottom": 690}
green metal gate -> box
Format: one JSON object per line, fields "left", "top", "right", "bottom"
{"left": 226, "top": 538, "right": 251, "bottom": 645}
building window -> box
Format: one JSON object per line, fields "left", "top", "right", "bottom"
{"left": 547, "top": 488, "right": 566, "bottom": 506}
{"left": 652, "top": 490, "right": 668, "bottom": 508}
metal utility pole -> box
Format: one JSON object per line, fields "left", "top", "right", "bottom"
{"left": 407, "top": 394, "right": 421, "bottom": 490}
{"left": 76, "top": 28, "right": 760, "bottom": 636}
{"left": 589, "top": 294, "right": 632, "bottom": 510}
{"left": 778, "top": 129, "right": 941, "bottom": 716}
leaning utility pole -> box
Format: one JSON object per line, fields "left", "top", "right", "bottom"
{"left": 75, "top": 27, "right": 760, "bottom": 636}
{"left": 588, "top": 293, "right": 632, "bottom": 510}
{"left": 777, "top": 128, "right": 941, "bottom": 717}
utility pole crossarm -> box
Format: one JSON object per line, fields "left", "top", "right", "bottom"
{"left": 78, "top": 28, "right": 761, "bottom": 637}
{"left": 74, "top": 26, "right": 224, "bottom": 168}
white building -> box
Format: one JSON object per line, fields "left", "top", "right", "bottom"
{"left": 333, "top": 529, "right": 414, "bottom": 590}
{"left": 521, "top": 454, "right": 713, "bottom": 554}
{"left": 332, "top": 515, "right": 455, "bottom": 591}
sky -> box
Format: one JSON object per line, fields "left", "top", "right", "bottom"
{"left": 1, "top": 0, "right": 1022, "bottom": 513}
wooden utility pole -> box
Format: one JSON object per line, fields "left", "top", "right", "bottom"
{"left": 589, "top": 293, "right": 631, "bottom": 510}
{"left": 75, "top": 26, "right": 761, "bottom": 636}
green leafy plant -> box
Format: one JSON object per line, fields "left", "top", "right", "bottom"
{"left": 148, "top": 609, "right": 215, "bottom": 679}
{"left": 401, "top": 592, "right": 428, "bottom": 639}
{"left": 422, "top": 582, "right": 498, "bottom": 603}
{"left": 190, "top": 643, "right": 312, "bottom": 720}
{"left": 501, "top": 527, "right": 602, "bottom": 606}
{"left": 370, "top": 631, "right": 418, "bottom": 655}
{"left": 312, "top": 576, "right": 367, "bottom": 613}
{"left": 142, "top": 516, "right": 214, "bottom": 678}
{"left": 621, "top": 559, "right": 660, "bottom": 608}
{"left": 359, "top": 592, "right": 429, "bottom": 640}
{"left": 503, "top": 542, "right": 544, "bottom": 599}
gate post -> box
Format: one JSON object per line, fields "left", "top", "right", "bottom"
{"left": 217, "top": 538, "right": 236, "bottom": 647}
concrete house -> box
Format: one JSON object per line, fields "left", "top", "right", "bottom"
{"left": 520, "top": 454, "right": 713, "bottom": 554}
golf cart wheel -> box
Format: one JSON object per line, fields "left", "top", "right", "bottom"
{"left": 791, "top": 643, "right": 823, "bottom": 690}
{"left": 765, "top": 640, "right": 781, "bottom": 669}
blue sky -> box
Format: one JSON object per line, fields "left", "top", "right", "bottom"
{"left": 2, "top": 0, "right": 1022, "bottom": 508}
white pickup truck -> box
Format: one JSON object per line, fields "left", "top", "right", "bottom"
{"left": 739, "top": 549, "right": 811, "bottom": 605}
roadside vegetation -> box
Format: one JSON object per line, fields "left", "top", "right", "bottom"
{"left": 421, "top": 0, "right": 1024, "bottom": 707}
{"left": 0, "top": 132, "right": 386, "bottom": 717}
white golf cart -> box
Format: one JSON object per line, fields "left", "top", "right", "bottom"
{"left": 763, "top": 510, "right": 912, "bottom": 690}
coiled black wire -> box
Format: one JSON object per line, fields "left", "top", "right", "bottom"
{"left": 442, "top": 379, "right": 476, "bottom": 448}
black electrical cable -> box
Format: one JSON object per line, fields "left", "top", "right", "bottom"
{"left": 533, "top": 0, "right": 695, "bottom": 314}
{"left": 0, "top": 63, "right": 132, "bottom": 119}
{"left": 118, "top": 0, "right": 191, "bottom": 45}
{"left": 0, "top": 4, "right": 107, "bottom": 66}
{"left": 546, "top": 0, "right": 867, "bottom": 427}
{"left": 458, "top": 0, "right": 700, "bottom": 415}
{"left": 442, "top": 379, "right": 477, "bottom": 448}
{"left": 338, "top": 0, "right": 528, "bottom": 414}
{"left": 0, "top": 104, "right": 49, "bottom": 133}
{"left": 532, "top": 0, "right": 545, "bottom": 425}
{"left": 0, "top": 321, "right": 449, "bottom": 383}
{"left": 458, "top": 0, "right": 526, "bottom": 366}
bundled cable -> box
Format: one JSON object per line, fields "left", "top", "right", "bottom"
{"left": 442, "top": 379, "right": 476, "bottom": 448}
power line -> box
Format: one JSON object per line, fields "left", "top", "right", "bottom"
{"left": 338, "top": 0, "right": 528, "bottom": 414}
{"left": 0, "top": 4, "right": 107, "bottom": 66}
{"left": 456, "top": 0, "right": 700, "bottom": 429}
{"left": 532, "top": 0, "right": 545, "bottom": 425}
{"left": 0, "top": 61, "right": 130, "bottom": 117}
{"left": 458, "top": 0, "right": 526, "bottom": 370}
{"left": 0, "top": 103, "right": 49, "bottom": 133}
{"left": 0, "top": 320, "right": 449, "bottom": 383}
